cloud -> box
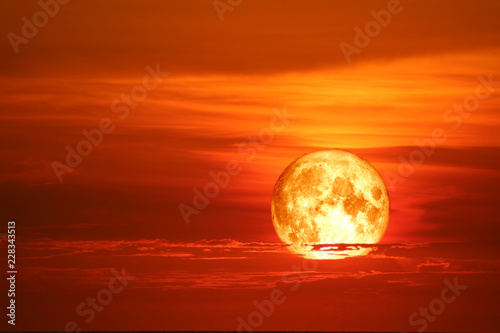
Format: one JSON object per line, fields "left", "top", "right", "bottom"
{"left": 1, "top": 1, "right": 499, "bottom": 77}
{"left": 17, "top": 239, "right": 500, "bottom": 293}
{"left": 417, "top": 259, "right": 452, "bottom": 272}
{"left": 353, "top": 146, "right": 500, "bottom": 171}
{"left": 20, "top": 238, "right": 287, "bottom": 260}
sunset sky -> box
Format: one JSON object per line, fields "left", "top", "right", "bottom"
{"left": 1, "top": 0, "right": 500, "bottom": 332}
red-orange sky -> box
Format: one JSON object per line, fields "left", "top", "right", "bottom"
{"left": 1, "top": 0, "right": 500, "bottom": 332}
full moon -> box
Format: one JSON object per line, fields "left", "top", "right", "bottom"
{"left": 271, "top": 149, "right": 390, "bottom": 259}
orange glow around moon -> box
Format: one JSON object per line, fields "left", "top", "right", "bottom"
{"left": 271, "top": 149, "right": 390, "bottom": 259}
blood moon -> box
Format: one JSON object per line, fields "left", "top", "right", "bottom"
{"left": 271, "top": 150, "right": 390, "bottom": 259}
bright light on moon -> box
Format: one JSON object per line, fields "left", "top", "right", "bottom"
{"left": 271, "top": 149, "right": 390, "bottom": 259}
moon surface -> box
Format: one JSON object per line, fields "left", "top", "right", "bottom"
{"left": 271, "top": 149, "right": 390, "bottom": 259}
